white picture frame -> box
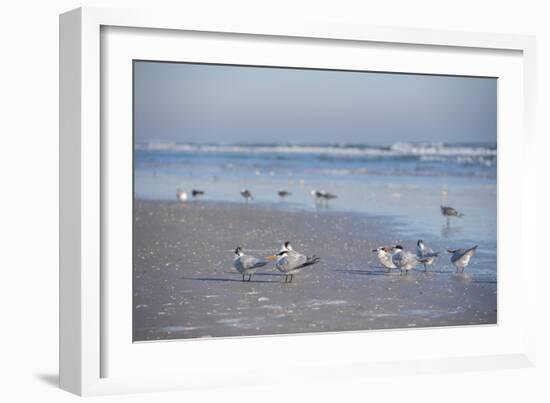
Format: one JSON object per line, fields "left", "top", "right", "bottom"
{"left": 59, "top": 6, "right": 537, "bottom": 396}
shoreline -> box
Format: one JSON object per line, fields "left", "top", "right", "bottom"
{"left": 133, "top": 199, "right": 497, "bottom": 341}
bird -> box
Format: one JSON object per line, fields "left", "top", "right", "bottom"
{"left": 440, "top": 206, "right": 464, "bottom": 218}
{"left": 440, "top": 189, "right": 463, "bottom": 222}
{"left": 191, "top": 189, "right": 205, "bottom": 198}
{"left": 447, "top": 245, "right": 478, "bottom": 273}
{"left": 273, "top": 241, "right": 320, "bottom": 283}
{"left": 311, "top": 190, "right": 338, "bottom": 204}
{"left": 232, "top": 247, "right": 269, "bottom": 282}
{"left": 240, "top": 188, "right": 253, "bottom": 203}
{"left": 176, "top": 189, "right": 188, "bottom": 202}
{"left": 372, "top": 246, "right": 397, "bottom": 272}
{"left": 278, "top": 190, "right": 292, "bottom": 199}
{"left": 416, "top": 239, "right": 441, "bottom": 272}
{"left": 391, "top": 245, "right": 418, "bottom": 276}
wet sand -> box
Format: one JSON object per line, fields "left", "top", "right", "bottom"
{"left": 133, "top": 200, "right": 497, "bottom": 341}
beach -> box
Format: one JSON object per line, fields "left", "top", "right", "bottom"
{"left": 133, "top": 199, "right": 497, "bottom": 341}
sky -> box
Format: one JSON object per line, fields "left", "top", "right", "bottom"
{"left": 134, "top": 61, "right": 496, "bottom": 145}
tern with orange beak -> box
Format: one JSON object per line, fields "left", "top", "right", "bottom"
{"left": 233, "top": 247, "right": 269, "bottom": 282}
{"left": 372, "top": 246, "right": 397, "bottom": 272}
{"left": 270, "top": 241, "right": 320, "bottom": 283}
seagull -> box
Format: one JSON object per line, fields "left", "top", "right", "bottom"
{"left": 176, "top": 189, "right": 188, "bottom": 202}
{"left": 273, "top": 241, "right": 320, "bottom": 283}
{"left": 191, "top": 189, "right": 205, "bottom": 198}
{"left": 447, "top": 245, "right": 478, "bottom": 273}
{"left": 440, "top": 206, "right": 464, "bottom": 218}
{"left": 391, "top": 245, "right": 418, "bottom": 276}
{"left": 372, "top": 246, "right": 397, "bottom": 272}
{"left": 240, "top": 189, "right": 253, "bottom": 203}
{"left": 278, "top": 190, "right": 292, "bottom": 199}
{"left": 416, "top": 239, "right": 441, "bottom": 272}
{"left": 440, "top": 189, "right": 463, "bottom": 221}
{"left": 233, "top": 247, "right": 269, "bottom": 282}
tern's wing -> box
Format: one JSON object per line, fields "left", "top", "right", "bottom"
{"left": 286, "top": 251, "right": 307, "bottom": 268}
{"left": 241, "top": 254, "right": 268, "bottom": 269}
{"left": 450, "top": 249, "right": 466, "bottom": 263}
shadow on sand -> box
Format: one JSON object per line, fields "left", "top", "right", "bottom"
{"left": 181, "top": 272, "right": 284, "bottom": 283}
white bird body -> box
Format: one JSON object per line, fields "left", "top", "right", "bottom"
{"left": 233, "top": 247, "right": 269, "bottom": 281}
{"left": 372, "top": 246, "right": 397, "bottom": 271}
{"left": 391, "top": 246, "right": 418, "bottom": 275}
{"left": 176, "top": 190, "right": 188, "bottom": 202}
{"left": 448, "top": 245, "right": 478, "bottom": 273}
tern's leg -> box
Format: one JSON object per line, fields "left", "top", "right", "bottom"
{"left": 248, "top": 274, "right": 252, "bottom": 281}
{"left": 424, "top": 264, "right": 427, "bottom": 272}
{"left": 405, "top": 269, "right": 408, "bottom": 276}
{"left": 290, "top": 274, "right": 293, "bottom": 283}
{"left": 242, "top": 274, "right": 245, "bottom": 282}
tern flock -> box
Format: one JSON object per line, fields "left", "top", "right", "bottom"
{"left": 175, "top": 186, "right": 477, "bottom": 282}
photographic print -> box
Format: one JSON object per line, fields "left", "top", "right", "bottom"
{"left": 133, "top": 61, "right": 497, "bottom": 341}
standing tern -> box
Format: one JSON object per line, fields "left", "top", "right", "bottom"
{"left": 447, "top": 245, "right": 478, "bottom": 273}
{"left": 271, "top": 241, "right": 320, "bottom": 283}
{"left": 391, "top": 245, "right": 418, "bottom": 276}
{"left": 372, "top": 246, "right": 397, "bottom": 272}
{"left": 416, "top": 239, "right": 441, "bottom": 272}
{"left": 233, "top": 247, "right": 269, "bottom": 282}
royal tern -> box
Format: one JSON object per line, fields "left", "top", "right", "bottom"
{"left": 372, "top": 246, "right": 397, "bottom": 272}
{"left": 233, "top": 247, "right": 269, "bottom": 282}
{"left": 391, "top": 245, "right": 418, "bottom": 276}
{"left": 272, "top": 241, "right": 320, "bottom": 283}
{"left": 447, "top": 245, "right": 478, "bottom": 273}
{"left": 416, "top": 239, "right": 441, "bottom": 272}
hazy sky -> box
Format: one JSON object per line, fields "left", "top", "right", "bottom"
{"left": 134, "top": 61, "right": 496, "bottom": 145}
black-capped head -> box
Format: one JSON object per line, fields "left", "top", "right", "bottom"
{"left": 234, "top": 247, "right": 243, "bottom": 256}
{"left": 394, "top": 245, "right": 404, "bottom": 251}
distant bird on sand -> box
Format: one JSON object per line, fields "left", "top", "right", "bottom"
{"left": 191, "top": 189, "right": 205, "bottom": 198}
{"left": 440, "top": 206, "right": 464, "bottom": 218}
{"left": 372, "top": 246, "right": 397, "bottom": 272}
{"left": 176, "top": 189, "right": 188, "bottom": 202}
{"left": 278, "top": 190, "right": 292, "bottom": 199}
{"left": 416, "top": 239, "right": 440, "bottom": 272}
{"left": 391, "top": 245, "right": 418, "bottom": 276}
{"left": 233, "top": 247, "right": 269, "bottom": 282}
{"left": 240, "top": 188, "right": 253, "bottom": 203}
{"left": 311, "top": 190, "right": 338, "bottom": 204}
{"left": 272, "top": 241, "right": 320, "bottom": 283}
{"left": 447, "top": 245, "right": 478, "bottom": 273}
{"left": 440, "top": 189, "right": 463, "bottom": 222}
